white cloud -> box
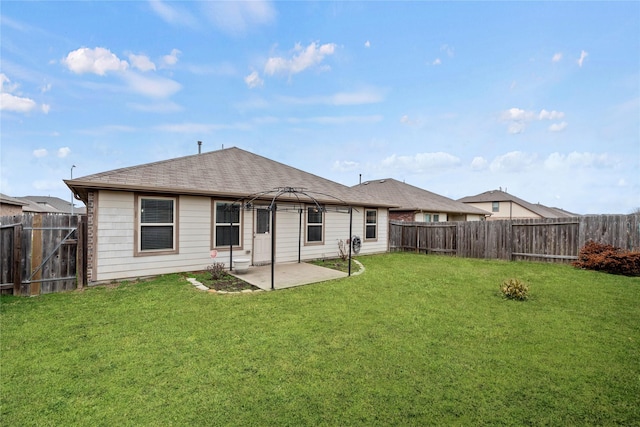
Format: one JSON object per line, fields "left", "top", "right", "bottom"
{"left": 489, "top": 151, "right": 537, "bottom": 172}
{"left": 470, "top": 156, "right": 488, "bottom": 171}
{"left": 364, "top": 40, "right": 371, "bottom": 48}
{"left": 432, "top": 58, "right": 442, "bottom": 66}
{"left": 161, "top": 49, "right": 181, "bottom": 67}
{"left": 128, "top": 101, "right": 183, "bottom": 113}
{"left": 201, "top": 0, "right": 275, "bottom": 35}
{"left": 544, "top": 152, "right": 615, "bottom": 170}
{"left": 382, "top": 152, "right": 461, "bottom": 173}
{"left": 33, "top": 148, "right": 48, "bottom": 158}
{"left": 41, "top": 104, "right": 50, "bottom": 114}
{"left": 244, "top": 71, "right": 264, "bottom": 89}
{"left": 333, "top": 160, "right": 359, "bottom": 172}
{"left": 57, "top": 147, "right": 71, "bottom": 158}
{"left": 264, "top": 42, "right": 337, "bottom": 76}
{"left": 400, "top": 115, "right": 419, "bottom": 126}
{"left": 278, "top": 89, "right": 384, "bottom": 106}
{"left": 148, "top": 0, "right": 198, "bottom": 28}
{"left": 501, "top": 107, "right": 567, "bottom": 134}
{"left": 441, "top": 44, "right": 455, "bottom": 57}
{"left": 548, "top": 121, "right": 568, "bottom": 132}
{"left": 63, "top": 47, "right": 129, "bottom": 75}
{"left": 552, "top": 52, "right": 563, "bottom": 62}
{"left": 577, "top": 50, "right": 588, "bottom": 67}
{"left": 121, "top": 71, "right": 181, "bottom": 98}
{"left": 41, "top": 83, "right": 52, "bottom": 93}
{"left": 0, "top": 73, "right": 39, "bottom": 113}
{"left": 538, "top": 109, "right": 565, "bottom": 120}
{"left": 128, "top": 53, "right": 156, "bottom": 72}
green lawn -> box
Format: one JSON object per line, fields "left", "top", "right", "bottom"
{"left": 2, "top": 253, "right": 639, "bottom": 426}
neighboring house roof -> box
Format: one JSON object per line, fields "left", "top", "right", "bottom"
{"left": 457, "top": 189, "right": 579, "bottom": 218}
{"left": 65, "top": 147, "right": 396, "bottom": 208}
{"left": 17, "top": 196, "right": 85, "bottom": 214}
{"left": 352, "top": 178, "right": 490, "bottom": 216}
{"left": 0, "top": 193, "right": 28, "bottom": 207}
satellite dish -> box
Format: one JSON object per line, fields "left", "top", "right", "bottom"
{"left": 351, "top": 235, "right": 361, "bottom": 254}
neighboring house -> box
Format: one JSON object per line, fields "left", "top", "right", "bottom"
{"left": 65, "top": 147, "right": 394, "bottom": 284}
{"left": 18, "top": 196, "right": 86, "bottom": 214}
{"left": 352, "top": 178, "right": 489, "bottom": 222}
{"left": 0, "top": 193, "right": 28, "bottom": 217}
{"left": 458, "top": 189, "right": 579, "bottom": 220}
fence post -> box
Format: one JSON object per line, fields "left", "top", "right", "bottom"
{"left": 30, "top": 214, "right": 43, "bottom": 296}
{"left": 12, "top": 224, "right": 22, "bottom": 295}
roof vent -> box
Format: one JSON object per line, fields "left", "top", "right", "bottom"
{"left": 379, "top": 179, "right": 386, "bottom": 183}
{"left": 363, "top": 181, "right": 369, "bottom": 185}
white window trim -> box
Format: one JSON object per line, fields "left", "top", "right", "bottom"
{"left": 365, "top": 209, "right": 378, "bottom": 241}
{"left": 135, "top": 195, "right": 178, "bottom": 256}
{"left": 212, "top": 200, "right": 243, "bottom": 250}
{"left": 305, "top": 205, "right": 324, "bottom": 245}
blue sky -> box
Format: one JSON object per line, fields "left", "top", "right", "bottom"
{"left": 1, "top": 1, "right": 638, "bottom": 214}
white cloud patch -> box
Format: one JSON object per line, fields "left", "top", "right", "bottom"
{"left": 400, "top": 115, "right": 419, "bottom": 126}
{"left": 148, "top": 0, "right": 198, "bottom": 28}
{"left": 548, "top": 121, "right": 568, "bottom": 132}
{"left": 278, "top": 89, "right": 384, "bottom": 106}
{"left": 128, "top": 101, "right": 183, "bottom": 113}
{"left": 432, "top": 58, "right": 442, "bottom": 66}
{"left": 544, "top": 152, "right": 616, "bottom": 170}
{"left": 501, "top": 107, "right": 567, "bottom": 134}
{"left": 333, "top": 160, "right": 359, "bottom": 172}
{"left": 489, "top": 151, "right": 537, "bottom": 172}
{"left": 364, "top": 40, "right": 371, "bottom": 48}
{"left": 470, "top": 156, "right": 488, "bottom": 171}
{"left": 552, "top": 52, "right": 563, "bottom": 62}
{"left": 382, "top": 152, "right": 461, "bottom": 173}
{"left": 63, "top": 47, "right": 129, "bottom": 75}
{"left": 0, "top": 73, "right": 38, "bottom": 113}
{"left": 441, "top": 44, "right": 455, "bottom": 58}
{"left": 201, "top": 0, "right": 275, "bottom": 35}
{"left": 33, "top": 148, "right": 48, "bottom": 158}
{"left": 128, "top": 53, "right": 156, "bottom": 72}
{"left": 577, "top": 50, "right": 588, "bottom": 67}
{"left": 161, "top": 49, "right": 181, "bottom": 67}
{"left": 121, "top": 71, "right": 181, "bottom": 98}
{"left": 264, "top": 42, "right": 337, "bottom": 76}
{"left": 57, "top": 147, "right": 71, "bottom": 158}
{"left": 41, "top": 104, "right": 51, "bottom": 114}
{"left": 244, "top": 71, "right": 264, "bottom": 89}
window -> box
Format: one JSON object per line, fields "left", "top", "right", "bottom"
{"left": 492, "top": 201, "right": 500, "bottom": 212}
{"left": 424, "top": 213, "right": 432, "bottom": 222}
{"left": 306, "top": 206, "right": 324, "bottom": 243}
{"left": 214, "top": 202, "right": 241, "bottom": 248}
{"left": 433, "top": 214, "right": 440, "bottom": 222}
{"left": 136, "top": 196, "right": 177, "bottom": 254}
{"left": 365, "top": 209, "right": 377, "bottom": 240}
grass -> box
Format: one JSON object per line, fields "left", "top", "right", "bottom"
{"left": 1, "top": 253, "right": 639, "bottom": 426}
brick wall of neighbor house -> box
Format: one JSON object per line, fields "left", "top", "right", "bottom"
{"left": 390, "top": 211, "right": 415, "bottom": 222}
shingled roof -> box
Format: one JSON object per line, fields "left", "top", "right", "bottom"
{"left": 352, "top": 178, "right": 489, "bottom": 216}
{"left": 65, "top": 147, "right": 394, "bottom": 208}
{"left": 458, "top": 189, "right": 579, "bottom": 218}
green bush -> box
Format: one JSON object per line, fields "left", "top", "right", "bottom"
{"left": 501, "top": 278, "right": 529, "bottom": 301}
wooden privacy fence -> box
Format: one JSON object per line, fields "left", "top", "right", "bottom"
{"left": 389, "top": 214, "right": 640, "bottom": 263}
{"left": 0, "top": 213, "right": 87, "bottom": 296}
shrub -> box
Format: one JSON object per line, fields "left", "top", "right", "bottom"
{"left": 572, "top": 241, "right": 640, "bottom": 276}
{"left": 501, "top": 278, "right": 529, "bottom": 301}
{"left": 207, "top": 262, "right": 227, "bottom": 280}
{"left": 337, "top": 239, "right": 349, "bottom": 261}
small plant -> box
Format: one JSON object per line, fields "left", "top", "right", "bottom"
{"left": 501, "top": 278, "right": 529, "bottom": 301}
{"left": 207, "top": 262, "right": 226, "bottom": 280}
{"left": 337, "top": 239, "right": 349, "bottom": 261}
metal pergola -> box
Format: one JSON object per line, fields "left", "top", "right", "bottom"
{"left": 224, "top": 187, "right": 358, "bottom": 290}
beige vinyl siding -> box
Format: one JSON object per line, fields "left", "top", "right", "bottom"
{"left": 95, "top": 192, "right": 214, "bottom": 281}
{"left": 93, "top": 192, "right": 389, "bottom": 281}
{"left": 469, "top": 201, "right": 541, "bottom": 220}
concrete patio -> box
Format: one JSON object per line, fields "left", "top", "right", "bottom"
{"left": 229, "top": 262, "right": 349, "bottom": 290}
